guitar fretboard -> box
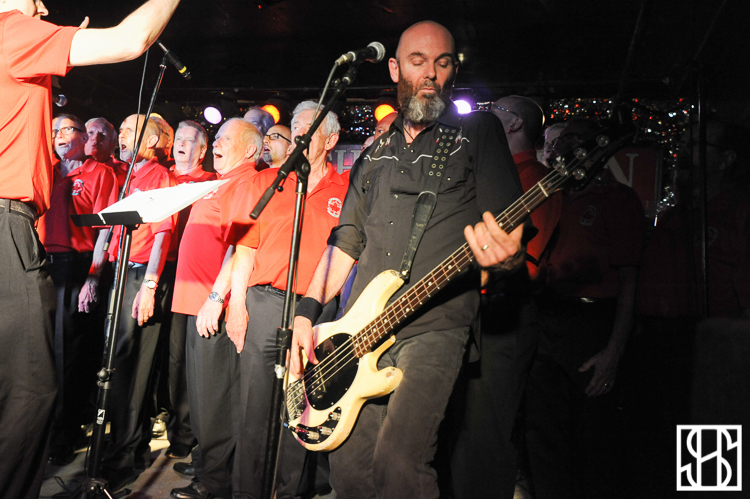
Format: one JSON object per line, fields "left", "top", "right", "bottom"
{"left": 351, "top": 168, "right": 569, "bottom": 357}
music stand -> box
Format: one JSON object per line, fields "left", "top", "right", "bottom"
{"left": 70, "top": 179, "right": 227, "bottom": 498}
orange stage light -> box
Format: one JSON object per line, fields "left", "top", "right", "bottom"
{"left": 262, "top": 104, "right": 281, "bottom": 124}
{"left": 374, "top": 104, "right": 396, "bottom": 122}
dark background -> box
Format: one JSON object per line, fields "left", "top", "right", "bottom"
{"left": 46, "top": 0, "right": 750, "bottom": 130}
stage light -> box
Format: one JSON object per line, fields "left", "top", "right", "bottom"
{"left": 262, "top": 104, "right": 281, "bottom": 124}
{"left": 374, "top": 104, "right": 396, "bottom": 122}
{"left": 454, "top": 100, "right": 472, "bottom": 115}
{"left": 204, "top": 106, "right": 222, "bottom": 124}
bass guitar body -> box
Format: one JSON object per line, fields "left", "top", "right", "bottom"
{"left": 287, "top": 270, "right": 405, "bottom": 451}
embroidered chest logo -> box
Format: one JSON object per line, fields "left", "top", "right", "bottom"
{"left": 579, "top": 205, "right": 597, "bottom": 226}
{"left": 327, "top": 197, "right": 343, "bottom": 218}
{"left": 72, "top": 179, "right": 84, "bottom": 196}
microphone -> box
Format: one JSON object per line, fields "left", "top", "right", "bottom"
{"left": 335, "top": 42, "right": 386, "bottom": 66}
{"left": 156, "top": 40, "right": 192, "bottom": 80}
{"left": 53, "top": 94, "right": 67, "bottom": 107}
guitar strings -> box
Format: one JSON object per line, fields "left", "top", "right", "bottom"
{"left": 291, "top": 144, "right": 604, "bottom": 404}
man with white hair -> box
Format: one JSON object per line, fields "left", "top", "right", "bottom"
{"left": 223, "top": 101, "right": 348, "bottom": 498}
{"left": 170, "top": 118, "right": 263, "bottom": 499}
{"left": 86, "top": 117, "right": 128, "bottom": 188}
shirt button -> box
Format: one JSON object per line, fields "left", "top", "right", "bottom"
{"left": 386, "top": 252, "right": 391, "bottom": 256}
{"left": 393, "top": 194, "right": 398, "bottom": 199}
{"left": 389, "top": 221, "right": 393, "bottom": 224}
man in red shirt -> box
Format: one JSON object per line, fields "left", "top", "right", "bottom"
{"left": 152, "top": 114, "right": 176, "bottom": 169}
{"left": 524, "top": 119, "right": 644, "bottom": 499}
{"left": 104, "top": 113, "right": 179, "bottom": 484}
{"left": 170, "top": 117, "right": 263, "bottom": 499}
{"left": 224, "top": 102, "right": 348, "bottom": 499}
{"left": 261, "top": 124, "right": 292, "bottom": 169}
{"left": 450, "top": 96, "right": 563, "bottom": 499}
{"left": 86, "top": 117, "right": 129, "bottom": 188}
{"left": 0, "top": 1, "right": 181, "bottom": 496}
{"left": 37, "top": 113, "right": 118, "bottom": 465}
{"left": 155, "top": 120, "right": 216, "bottom": 461}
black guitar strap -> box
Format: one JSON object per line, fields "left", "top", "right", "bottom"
{"left": 398, "top": 124, "right": 461, "bottom": 281}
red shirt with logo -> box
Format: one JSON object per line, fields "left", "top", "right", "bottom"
{"left": 540, "top": 172, "right": 644, "bottom": 298}
{"left": 0, "top": 11, "right": 79, "bottom": 215}
{"left": 108, "top": 158, "right": 177, "bottom": 264}
{"left": 226, "top": 163, "right": 348, "bottom": 294}
{"left": 169, "top": 166, "right": 218, "bottom": 253}
{"left": 172, "top": 162, "right": 256, "bottom": 316}
{"left": 102, "top": 156, "right": 128, "bottom": 190}
{"left": 38, "top": 159, "right": 118, "bottom": 253}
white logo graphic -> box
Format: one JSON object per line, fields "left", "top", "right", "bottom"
{"left": 97, "top": 409, "right": 106, "bottom": 425}
{"left": 327, "top": 197, "right": 342, "bottom": 218}
{"left": 678, "top": 425, "right": 742, "bottom": 491}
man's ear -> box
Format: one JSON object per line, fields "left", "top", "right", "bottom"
{"left": 146, "top": 134, "right": 160, "bottom": 149}
{"left": 245, "top": 144, "right": 258, "bottom": 161}
{"left": 389, "top": 57, "right": 399, "bottom": 84}
{"left": 325, "top": 133, "right": 340, "bottom": 152}
{"left": 509, "top": 117, "right": 523, "bottom": 133}
{"left": 199, "top": 145, "right": 208, "bottom": 163}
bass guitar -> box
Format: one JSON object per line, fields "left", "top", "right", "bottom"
{"left": 285, "top": 119, "right": 636, "bottom": 451}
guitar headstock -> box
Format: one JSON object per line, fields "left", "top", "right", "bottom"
{"left": 543, "top": 119, "right": 637, "bottom": 194}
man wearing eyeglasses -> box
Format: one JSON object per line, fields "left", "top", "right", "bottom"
{"left": 37, "top": 114, "right": 118, "bottom": 466}
{"left": 0, "top": 1, "right": 181, "bottom": 496}
{"left": 262, "top": 124, "right": 293, "bottom": 169}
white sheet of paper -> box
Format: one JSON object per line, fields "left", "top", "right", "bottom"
{"left": 100, "top": 179, "right": 227, "bottom": 223}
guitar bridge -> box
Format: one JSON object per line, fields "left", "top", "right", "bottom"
{"left": 288, "top": 407, "right": 342, "bottom": 444}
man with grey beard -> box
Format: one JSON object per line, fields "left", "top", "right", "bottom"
{"left": 291, "top": 20, "right": 526, "bottom": 498}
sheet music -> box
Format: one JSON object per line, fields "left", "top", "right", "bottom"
{"left": 100, "top": 179, "right": 227, "bottom": 223}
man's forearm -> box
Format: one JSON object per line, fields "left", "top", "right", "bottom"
{"left": 608, "top": 266, "right": 638, "bottom": 355}
{"left": 89, "top": 229, "right": 110, "bottom": 278}
{"left": 144, "top": 231, "right": 171, "bottom": 282}
{"left": 69, "top": 0, "right": 181, "bottom": 66}
{"left": 211, "top": 246, "right": 235, "bottom": 298}
{"left": 305, "top": 245, "right": 356, "bottom": 304}
{"left": 229, "top": 245, "right": 256, "bottom": 304}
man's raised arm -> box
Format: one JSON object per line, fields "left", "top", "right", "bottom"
{"left": 69, "top": 0, "right": 181, "bottom": 66}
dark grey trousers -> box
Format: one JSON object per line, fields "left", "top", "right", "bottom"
{"left": 186, "top": 315, "right": 240, "bottom": 498}
{"left": 328, "top": 327, "right": 469, "bottom": 499}
{"left": 0, "top": 209, "right": 56, "bottom": 499}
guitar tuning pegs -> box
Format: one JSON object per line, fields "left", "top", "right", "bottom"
{"left": 573, "top": 169, "right": 586, "bottom": 180}
{"left": 597, "top": 135, "right": 610, "bottom": 147}
{"left": 574, "top": 148, "right": 587, "bottom": 159}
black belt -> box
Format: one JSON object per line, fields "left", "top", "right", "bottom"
{"left": 259, "top": 284, "right": 302, "bottom": 301}
{"left": 47, "top": 251, "right": 93, "bottom": 264}
{"left": 0, "top": 198, "right": 38, "bottom": 220}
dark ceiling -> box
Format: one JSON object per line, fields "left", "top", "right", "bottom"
{"left": 48, "top": 0, "right": 750, "bottom": 126}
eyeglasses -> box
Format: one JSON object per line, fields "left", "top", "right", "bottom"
{"left": 492, "top": 105, "right": 520, "bottom": 119}
{"left": 52, "top": 126, "right": 84, "bottom": 138}
{"left": 265, "top": 132, "right": 291, "bottom": 143}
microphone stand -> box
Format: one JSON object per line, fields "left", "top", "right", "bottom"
{"left": 255, "top": 61, "right": 362, "bottom": 499}
{"left": 70, "top": 52, "right": 170, "bottom": 499}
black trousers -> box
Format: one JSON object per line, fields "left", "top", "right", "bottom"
{"left": 103, "top": 261, "right": 175, "bottom": 470}
{"left": 449, "top": 293, "right": 540, "bottom": 499}
{"left": 48, "top": 252, "right": 105, "bottom": 447}
{"left": 524, "top": 299, "right": 627, "bottom": 499}
{"left": 0, "top": 209, "right": 56, "bottom": 499}
{"left": 186, "top": 315, "right": 240, "bottom": 498}
{"left": 328, "top": 327, "right": 469, "bottom": 499}
{"left": 233, "top": 285, "right": 336, "bottom": 499}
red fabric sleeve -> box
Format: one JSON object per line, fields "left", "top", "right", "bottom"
{"left": 5, "top": 13, "right": 78, "bottom": 79}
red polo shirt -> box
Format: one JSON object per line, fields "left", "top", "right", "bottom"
{"left": 108, "top": 158, "right": 177, "bottom": 264}
{"left": 225, "top": 163, "right": 348, "bottom": 294}
{"left": 540, "top": 172, "right": 644, "bottom": 298}
{"left": 38, "top": 159, "right": 118, "bottom": 253}
{"left": 172, "top": 162, "right": 257, "bottom": 316}
{"left": 0, "top": 11, "right": 79, "bottom": 215}
{"left": 513, "top": 149, "right": 563, "bottom": 281}
{"left": 169, "top": 166, "right": 218, "bottom": 251}
{"left": 102, "top": 156, "right": 128, "bottom": 190}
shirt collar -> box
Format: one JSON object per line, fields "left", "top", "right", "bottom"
{"left": 132, "top": 158, "right": 163, "bottom": 178}
{"left": 221, "top": 161, "right": 256, "bottom": 180}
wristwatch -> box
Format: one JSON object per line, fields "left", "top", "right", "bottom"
{"left": 209, "top": 291, "right": 224, "bottom": 304}
{"left": 143, "top": 279, "right": 158, "bottom": 289}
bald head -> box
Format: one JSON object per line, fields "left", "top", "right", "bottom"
{"left": 395, "top": 21, "right": 455, "bottom": 62}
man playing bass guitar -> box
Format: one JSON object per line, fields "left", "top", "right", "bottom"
{"left": 290, "top": 20, "right": 526, "bottom": 499}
